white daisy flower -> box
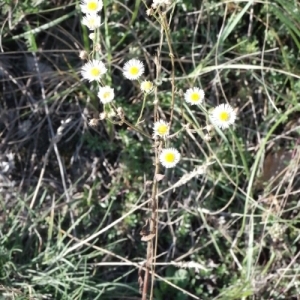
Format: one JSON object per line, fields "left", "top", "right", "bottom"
{"left": 80, "top": 0, "right": 103, "bottom": 14}
{"left": 152, "top": 0, "right": 172, "bottom": 9}
{"left": 123, "top": 59, "right": 144, "bottom": 80}
{"left": 98, "top": 86, "right": 115, "bottom": 104}
{"left": 153, "top": 120, "right": 169, "bottom": 138}
{"left": 210, "top": 103, "right": 236, "bottom": 129}
{"left": 159, "top": 148, "right": 180, "bottom": 168}
{"left": 81, "top": 60, "right": 107, "bottom": 82}
{"left": 140, "top": 80, "right": 154, "bottom": 93}
{"left": 82, "top": 14, "right": 101, "bottom": 30}
{"left": 184, "top": 87, "right": 205, "bottom": 105}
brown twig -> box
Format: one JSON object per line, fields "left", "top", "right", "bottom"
{"left": 141, "top": 4, "right": 175, "bottom": 299}
{"left": 160, "top": 9, "right": 176, "bottom": 127}
{"left": 141, "top": 176, "right": 159, "bottom": 300}
{"left": 141, "top": 39, "right": 162, "bottom": 300}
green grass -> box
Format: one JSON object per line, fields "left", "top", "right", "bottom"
{"left": 1, "top": 0, "right": 300, "bottom": 299}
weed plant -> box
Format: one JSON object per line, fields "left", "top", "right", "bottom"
{"left": 1, "top": 0, "right": 300, "bottom": 300}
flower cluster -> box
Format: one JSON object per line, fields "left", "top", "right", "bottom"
{"left": 184, "top": 87, "right": 236, "bottom": 130}
{"left": 122, "top": 58, "right": 155, "bottom": 95}
{"left": 80, "top": 0, "right": 102, "bottom": 30}
{"left": 121, "top": 57, "right": 180, "bottom": 168}
{"left": 79, "top": 0, "right": 237, "bottom": 170}
{"left": 81, "top": 59, "right": 112, "bottom": 104}
{"left": 151, "top": 120, "right": 181, "bottom": 168}
{"left": 80, "top": 0, "right": 115, "bottom": 104}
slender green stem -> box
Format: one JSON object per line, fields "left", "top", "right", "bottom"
{"left": 136, "top": 93, "right": 147, "bottom": 126}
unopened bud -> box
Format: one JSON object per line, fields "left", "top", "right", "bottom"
{"left": 117, "top": 107, "right": 124, "bottom": 118}
{"left": 95, "top": 43, "right": 101, "bottom": 52}
{"left": 205, "top": 124, "right": 214, "bottom": 132}
{"left": 146, "top": 8, "right": 153, "bottom": 16}
{"left": 99, "top": 112, "right": 107, "bottom": 120}
{"left": 88, "top": 118, "right": 99, "bottom": 127}
{"left": 79, "top": 50, "right": 88, "bottom": 60}
{"left": 108, "top": 111, "right": 116, "bottom": 118}
{"left": 204, "top": 134, "right": 212, "bottom": 142}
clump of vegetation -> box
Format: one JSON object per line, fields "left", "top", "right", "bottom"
{"left": 1, "top": 0, "right": 300, "bottom": 299}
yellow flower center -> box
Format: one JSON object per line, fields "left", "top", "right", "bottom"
{"left": 87, "top": 1, "right": 98, "bottom": 11}
{"left": 157, "top": 124, "right": 168, "bottom": 135}
{"left": 219, "top": 111, "right": 230, "bottom": 121}
{"left": 142, "top": 81, "right": 153, "bottom": 91}
{"left": 103, "top": 92, "right": 110, "bottom": 99}
{"left": 191, "top": 92, "right": 200, "bottom": 102}
{"left": 129, "top": 66, "right": 139, "bottom": 75}
{"left": 164, "top": 152, "right": 175, "bottom": 163}
{"left": 90, "top": 67, "right": 101, "bottom": 77}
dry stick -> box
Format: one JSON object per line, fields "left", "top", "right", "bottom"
{"left": 143, "top": 9, "right": 177, "bottom": 299}
{"left": 109, "top": 102, "right": 152, "bottom": 139}
{"left": 142, "top": 54, "right": 161, "bottom": 299}
{"left": 146, "top": 48, "right": 163, "bottom": 300}
{"left": 143, "top": 8, "right": 177, "bottom": 297}
{"left": 160, "top": 10, "right": 175, "bottom": 126}
{"left": 142, "top": 154, "right": 160, "bottom": 300}
{"left": 149, "top": 33, "right": 164, "bottom": 299}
